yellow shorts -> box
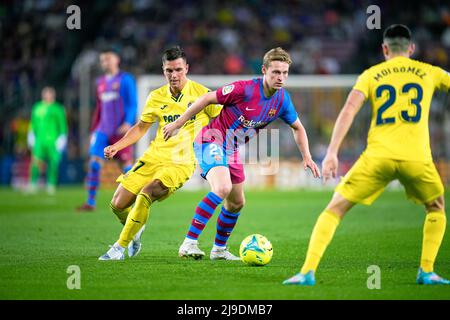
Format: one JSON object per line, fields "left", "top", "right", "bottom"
{"left": 336, "top": 153, "right": 444, "bottom": 205}
{"left": 116, "top": 158, "right": 196, "bottom": 201}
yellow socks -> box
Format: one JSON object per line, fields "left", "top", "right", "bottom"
{"left": 420, "top": 211, "right": 446, "bottom": 273}
{"left": 110, "top": 202, "right": 131, "bottom": 225}
{"left": 299, "top": 209, "right": 446, "bottom": 275}
{"left": 118, "top": 193, "right": 152, "bottom": 248}
{"left": 301, "top": 210, "right": 341, "bottom": 274}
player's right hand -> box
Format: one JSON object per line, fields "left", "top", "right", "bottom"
{"left": 104, "top": 145, "right": 118, "bottom": 160}
{"left": 321, "top": 152, "right": 338, "bottom": 183}
{"left": 162, "top": 121, "right": 181, "bottom": 141}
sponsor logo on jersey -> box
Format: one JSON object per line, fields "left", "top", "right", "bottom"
{"left": 163, "top": 114, "right": 180, "bottom": 123}
{"left": 100, "top": 91, "right": 119, "bottom": 102}
{"left": 238, "top": 115, "right": 267, "bottom": 128}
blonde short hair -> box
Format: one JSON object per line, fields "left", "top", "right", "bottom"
{"left": 263, "top": 47, "right": 292, "bottom": 68}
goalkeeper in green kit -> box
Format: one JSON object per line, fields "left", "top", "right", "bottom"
{"left": 27, "top": 87, "right": 68, "bottom": 194}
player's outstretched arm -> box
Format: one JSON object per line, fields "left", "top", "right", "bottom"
{"left": 163, "top": 91, "right": 218, "bottom": 140}
{"left": 104, "top": 120, "right": 152, "bottom": 160}
{"left": 322, "top": 89, "right": 365, "bottom": 182}
{"left": 290, "top": 118, "right": 321, "bottom": 178}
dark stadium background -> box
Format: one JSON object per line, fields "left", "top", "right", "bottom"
{"left": 0, "top": 0, "right": 448, "bottom": 187}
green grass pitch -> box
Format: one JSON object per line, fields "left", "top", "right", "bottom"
{"left": 0, "top": 187, "right": 449, "bottom": 300}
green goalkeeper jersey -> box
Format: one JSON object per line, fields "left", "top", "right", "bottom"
{"left": 30, "top": 101, "right": 67, "bottom": 144}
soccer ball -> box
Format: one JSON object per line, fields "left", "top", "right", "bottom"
{"left": 239, "top": 234, "right": 273, "bottom": 266}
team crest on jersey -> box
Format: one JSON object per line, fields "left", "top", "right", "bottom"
{"left": 222, "top": 85, "right": 235, "bottom": 96}
{"left": 268, "top": 108, "right": 277, "bottom": 117}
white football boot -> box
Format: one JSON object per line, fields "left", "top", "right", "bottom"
{"left": 98, "top": 243, "right": 125, "bottom": 260}
{"left": 210, "top": 245, "right": 240, "bottom": 261}
{"left": 178, "top": 238, "right": 205, "bottom": 259}
{"left": 128, "top": 225, "right": 146, "bottom": 257}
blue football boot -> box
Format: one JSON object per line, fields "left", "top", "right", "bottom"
{"left": 416, "top": 268, "right": 450, "bottom": 285}
{"left": 282, "top": 270, "right": 316, "bottom": 286}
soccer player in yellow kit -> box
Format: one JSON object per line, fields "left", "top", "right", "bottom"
{"left": 98, "top": 46, "right": 221, "bottom": 260}
{"left": 284, "top": 24, "right": 450, "bottom": 285}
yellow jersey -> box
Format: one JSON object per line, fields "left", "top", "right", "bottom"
{"left": 353, "top": 56, "right": 450, "bottom": 162}
{"left": 140, "top": 79, "right": 222, "bottom": 165}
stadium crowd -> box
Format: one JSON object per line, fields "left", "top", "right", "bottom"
{"left": 1, "top": 0, "right": 449, "bottom": 185}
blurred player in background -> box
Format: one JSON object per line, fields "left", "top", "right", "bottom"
{"left": 284, "top": 24, "right": 450, "bottom": 286}
{"left": 77, "top": 49, "right": 137, "bottom": 211}
{"left": 98, "top": 46, "right": 221, "bottom": 260}
{"left": 163, "top": 47, "right": 320, "bottom": 260}
{"left": 27, "top": 87, "right": 67, "bottom": 195}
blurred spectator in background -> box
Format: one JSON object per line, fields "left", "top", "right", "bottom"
{"left": 10, "top": 109, "right": 30, "bottom": 158}
{"left": 27, "top": 86, "right": 67, "bottom": 195}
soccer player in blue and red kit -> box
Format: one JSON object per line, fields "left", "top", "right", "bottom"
{"left": 163, "top": 47, "right": 321, "bottom": 260}
{"left": 77, "top": 50, "right": 137, "bottom": 211}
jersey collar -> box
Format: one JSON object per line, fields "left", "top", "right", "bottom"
{"left": 167, "top": 79, "right": 191, "bottom": 102}
{"left": 259, "top": 77, "right": 280, "bottom": 100}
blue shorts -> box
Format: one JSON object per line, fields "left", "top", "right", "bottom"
{"left": 193, "top": 142, "right": 245, "bottom": 184}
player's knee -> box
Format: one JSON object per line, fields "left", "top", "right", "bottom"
{"left": 425, "top": 195, "right": 445, "bottom": 213}
{"left": 89, "top": 158, "right": 102, "bottom": 172}
{"left": 227, "top": 198, "right": 245, "bottom": 213}
{"left": 212, "top": 184, "right": 232, "bottom": 199}
{"left": 142, "top": 179, "right": 169, "bottom": 201}
{"left": 325, "top": 193, "right": 353, "bottom": 218}
{"left": 110, "top": 194, "right": 127, "bottom": 210}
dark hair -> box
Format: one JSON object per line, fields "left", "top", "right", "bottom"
{"left": 162, "top": 46, "right": 186, "bottom": 64}
{"left": 383, "top": 24, "right": 412, "bottom": 41}
{"left": 383, "top": 24, "right": 412, "bottom": 53}
{"left": 100, "top": 47, "right": 121, "bottom": 56}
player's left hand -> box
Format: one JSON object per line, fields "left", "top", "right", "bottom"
{"left": 55, "top": 135, "right": 67, "bottom": 153}
{"left": 303, "top": 156, "right": 321, "bottom": 178}
{"left": 27, "top": 131, "right": 35, "bottom": 149}
{"left": 117, "top": 123, "right": 131, "bottom": 136}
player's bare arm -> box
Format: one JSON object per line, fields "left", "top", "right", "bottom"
{"left": 117, "top": 122, "right": 132, "bottom": 135}
{"left": 290, "top": 118, "right": 321, "bottom": 178}
{"left": 162, "top": 90, "right": 218, "bottom": 140}
{"left": 322, "top": 89, "right": 365, "bottom": 181}
{"left": 104, "top": 120, "right": 152, "bottom": 160}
